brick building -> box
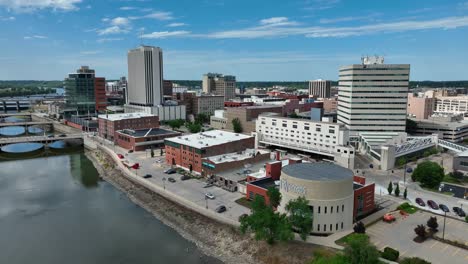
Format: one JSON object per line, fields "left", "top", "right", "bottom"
{"left": 163, "top": 80, "right": 173, "bottom": 96}
{"left": 224, "top": 105, "right": 283, "bottom": 133}
{"left": 192, "top": 95, "right": 225, "bottom": 116}
{"left": 98, "top": 112, "right": 159, "bottom": 141}
{"left": 164, "top": 130, "right": 255, "bottom": 174}
{"left": 352, "top": 175, "right": 375, "bottom": 219}
{"left": 94, "top": 77, "right": 107, "bottom": 112}
{"left": 321, "top": 97, "right": 338, "bottom": 112}
{"left": 407, "top": 93, "right": 434, "bottom": 119}
{"left": 115, "top": 128, "right": 180, "bottom": 151}
{"left": 224, "top": 101, "right": 254, "bottom": 107}
{"left": 172, "top": 92, "right": 195, "bottom": 115}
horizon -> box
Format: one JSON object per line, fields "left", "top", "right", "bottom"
{"left": 0, "top": 0, "right": 468, "bottom": 81}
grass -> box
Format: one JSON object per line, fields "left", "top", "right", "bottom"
{"left": 443, "top": 174, "right": 463, "bottom": 184}
{"left": 335, "top": 233, "right": 369, "bottom": 246}
{"left": 397, "top": 202, "right": 419, "bottom": 214}
{"left": 235, "top": 197, "right": 252, "bottom": 209}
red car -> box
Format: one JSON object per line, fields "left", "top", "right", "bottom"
{"left": 427, "top": 200, "right": 439, "bottom": 210}
{"left": 383, "top": 213, "right": 396, "bottom": 223}
{"left": 117, "top": 154, "right": 124, "bottom": 159}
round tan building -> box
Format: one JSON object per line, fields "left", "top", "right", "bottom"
{"left": 278, "top": 162, "right": 354, "bottom": 235}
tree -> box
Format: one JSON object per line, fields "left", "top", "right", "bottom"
{"left": 414, "top": 224, "right": 427, "bottom": 239}
{"left": 150, "top": 147, "right": 154, "bottom": 158}
{"left": 285, "top": 196, "right": 313, "bottom": 241}
{"left": 403, "top": 187, "right": 408, "bottom": 199}
{"left": 186, "top": 122, "right": 202, "bottom": 133}
{"left": 232, "top": 118, "right": 243, "bottom": 133}
{"left": 427, "top": 217, "right": 438, "bottom": 232}
{"left": 411, "top": 161, "right": 444, "bottom": 188}
{"left": 353, "top": 221, "right": 366, "bottom": 234}
{"left": 406, "top": 119, "right": 417, "bottom": 133}
{"left": 167, "top": 119, "right": 184, "bottom": 130}
{"left": 395, "top": 184, "right": 400, "bottom": 197}
{"left": 195, "top": 113, "right": 209, "bottom": 124}
{"left": 400, "top": 257, "right": 431, "bottom": 264}
{"left": 240, "top": 196, "right": 293, "bottom": 244}
{"left": 289, "top": 112, "right": 299, "bottom": 118}
{"left": 266, "top": 187, "right": 281, "bottom": 209}
{"left": 343, "top": 234, "right": 380, "bottom": 264}
{"left": 387, "top": 181, "right": 393, "bottom": 195}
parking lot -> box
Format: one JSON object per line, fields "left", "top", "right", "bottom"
{"left": 366, "top": 210, "right": 468, "bottom": 264}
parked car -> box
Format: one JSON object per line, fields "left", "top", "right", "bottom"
{"left": 168, "top": 177, "right": 176, "bottom": 183}
{"left": 215, "top": 205, "right": 226, "bottom": 213}
{"left": 180, "top": 175, "right": 191, "bottom": 181}
{"left": 205, "top": 193, "right": 215, "bottom": 199}
{"left": 439, "top": 204, "right": 450, "bottom": 213}
{"left": 415, "top": 198, "right": 425, "bottom": 207}
{"left": 383, "top": 213, "right": 396, "bottom": 223}
{"left": 47, "top": 134, "right": 54, "bottom": 138}
{"left": 128, "top": 150, "right": 134, "bottom": 153}
{"left": 164, "top": 168, "right": 176, "bottom": 174}
{"left": 117, "top": 154, "right": 124, "bottom": 159}
{"left": 427, "top": 200, "right": 439, "bottom": 210}
{"left": 143, "top": 174, "right": 152, "bottom": 179}
{"left": 453, "top": 207, "right": 466, "bottom": 217}
{"left": 58, "top": 134, "right": 66, "bottom": 137}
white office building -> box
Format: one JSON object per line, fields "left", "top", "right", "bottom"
{"left": 309, "top": 79, "right": 331, "bottom": 98}
{"left": 124, "top": 46, "right": 185, "bottom": 121}
{"left": 337, "top": 56, "right": 410, "bottom": 135}
{"left": 255, "top": 113, "right": 355, "bottom": 169}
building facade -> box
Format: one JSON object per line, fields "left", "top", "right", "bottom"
{"left": 192, "top": 95, "right": 225, "bottom": 116}
{"left": 409, "top": 114, "right": 468, "bottom": 142}
{"left": 64, "top": 66, "right": 105, "bottom": 115}
{"left": 278, "top": 163, "right": 354, "bottom": 235}
{"left": 94, "top": 77, "right": 107, "bottom": 112}
{"left": 98, "top": 112, "right": 159, "bottom": 141}
{"left": 337, "top": 56, "right": 410, "bottom": 134}
{"left": 309, "top": 79, "right": 331, "bottom": 98}
{"left": 164, "top": 130, "right": 255, "bottom": 174}
{"left": 115, "top": 128, "right": 180, "bottom": 151}
{"left": 224, "top": 105, "right": 284, "bottom": 133}
{"left": 407, "top": 93, "right": 434, "bottom": 119}
{"left": 202, "top": 73, "right": 236, "bottom": 101}
{"left": 163, "top": 80, "right": 173, "bottom": 97}
{"left": 255, "top": 114, "right": 355, "bottom": 169}
{"left": 435, "top": 96, "right": 468, "bottom": 116}
{"left": 126, "top": 46, "right": 164, "bottom": 107}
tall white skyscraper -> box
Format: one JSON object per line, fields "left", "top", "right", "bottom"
{"left": 337, "top": 56, "right": 410, "bottom": 135}
{"left": 127, "top": 46, "right": 164, "bottom": 107}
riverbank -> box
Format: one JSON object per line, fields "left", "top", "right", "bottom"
{"left": 86, "top": 148, "right": 331, "bottom": 264}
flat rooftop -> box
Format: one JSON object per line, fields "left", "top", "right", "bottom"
{"left": 204, "top": 149, "right": 270, "bottom": 164}
{"left": 165, "top": 130, "right": 253, "bottom": 149}
{"left": 282, "top": 162, "right": 353, "bottom": 181}
{"left": 98, "top": 112, "right": 155, "bottom": 121}
{"left": 117, "top": 128, "right": 178, "bottom": 138}
{"left": 250, "top": 177, "right": 278, "bottom": 190}
{"left": 215, "top": 159, "right": 272, "bottom": 182}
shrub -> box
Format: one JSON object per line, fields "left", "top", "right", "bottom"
{"left": 427, "top": 217, "right": 438, "bottom": 232}
{"left": 387, "top": 181, "right": 393, "bottom": 195}
{"left": 414, "top": 224, "right": 426, "bottom": 239}
{"left": 400, "top": 257, "right": 431, "bottom": 264}
{"left": 353, "top": 221, "right": 366, "bottom": 234}
{"left": 403, "top": 187, "right": 408, "bottom": 199}
{"left": 395, "top": 184, "right": 400, "bottom": 197}
{"left": 381, "top": 247, "right": 399, "bottom": 261}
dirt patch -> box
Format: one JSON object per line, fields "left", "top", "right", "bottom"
{"left": 86, "top": 149, "right": 332, "bottom": 264}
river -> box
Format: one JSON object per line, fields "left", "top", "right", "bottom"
{"left": 0, "top": 153, "right": 222, "bottom": 264}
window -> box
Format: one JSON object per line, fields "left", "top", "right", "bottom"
{"left": 337, "top": 205, "right": 339, "bottom": 213}
{"left": 341, "top": 222, "right": 344, "bottom": 229}
{"left": 318, "top": 206, "right": 321, "bottom": 214}
{"left": 331, "top": 206, "right": 333, "bottom": 214}
{"left": 330, "top": 224, "right": 332, "bottom": 231}
{"left": 324, "top": 224, "right": 326, "bottom": 232}
{"left": 282, "top": 123, "right": 287, "bottom": 127}
{"left": 336, "top": 223, "right": 338, "bottom": 230}
{"left": 316, "top": 127, "right": 321, "bottom": 132}
{"left": 317, "top": 224, "right": 320, "bottom": 231}
{"left": 324, "top": 206, "right": 327, "bottom": 214}
{"left": 342, "top": 205, "right": 344, "bottom": 212}
{"left": 292, "top": 125, "right": 297, "bottom": 129}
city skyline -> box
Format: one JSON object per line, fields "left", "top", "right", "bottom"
{"left": 0, "top": 0, "right": 468, "bottom": 81}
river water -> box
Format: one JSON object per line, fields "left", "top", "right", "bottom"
{"left": 0, "top": 153, "right": 222, "bottom": 264}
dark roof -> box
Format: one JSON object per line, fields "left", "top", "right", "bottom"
{"left": 282, "top": 162, "right": 353, "bottom": 181}
{"left": 250, "top": 177, "right": 277, "bottom": 190}
{"left": 117, "top": 128, "right": 179, "bottom": 138}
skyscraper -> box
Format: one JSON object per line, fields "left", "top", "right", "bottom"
{"left": 337, "top": 56, "right": 410, "bottom": 134}
{"left": 202, "top": 73, "right": 236, "bottom": 101}
{"left": 64, "top": 66, "right": 106, "bottom": 115}
{"left": 127, "top": 46, "right": 164, "bottom": 107}
{"left": 309, "top": 79, "right": 331, "bottom": 98}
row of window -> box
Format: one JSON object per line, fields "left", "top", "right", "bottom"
{"left": 339, "top": 74, "right": 409, "bottom": 77}
{"left": 316, "top": 222, "right": 344, "bottom": 232}
{"left": 338, "top": 95, "right": 408, "bottom": 99}
{"left": 338, "top": 100, "right": 407, "bottom": 105}
{"left": 260, "top": 123, "right": 336, "bottom": 134}
{"left": 339, "top": 68, "right": 409, "bottom": 72}
{"left": 337, "top": 104, "right": 407, "bottom": 110}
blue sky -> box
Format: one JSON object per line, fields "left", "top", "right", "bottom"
{"left": 0, "top": 0, "right": 468, "bottom": 81}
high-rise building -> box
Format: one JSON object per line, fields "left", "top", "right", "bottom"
{"left": 124, "top": 46, "right": 186, "bottom": 121}
{"left": 407, "top": 93, "right": 434, "bottom": 119}
{"left": 309, "top": 79, "right": 331, "bottom": 98}
{"left": 64, "top": 66, "right": 106, "bottom": 115}
{"left": 337, "top": 56, "right": 410, "bottom": 134}
{"left": 127, "top": 46, "right": 163, "bottom": 107}
{"left": 202, "top": 73, "right": 236, "bottom": 101}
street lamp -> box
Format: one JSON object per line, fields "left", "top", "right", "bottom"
{"left": 442, "top": 211, "right": 447, "bottom": 240}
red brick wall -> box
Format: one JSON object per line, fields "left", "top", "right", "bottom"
{"left": 98, "top": 115, "right": 159, "bottom": 141}
{"left": 94, "top": 77, "right": 107, "bottom": 112}
{"left": 266, "top": 161, "right": 282, "bottom": 180}
{"left": 353, "top": 175, "right": 366, "bottom": 185}
{"left": 353, "top": 183, "right": 375, "bottom": 219}
{"left": 246, "top": 183, "right": 270, "bottom": 206}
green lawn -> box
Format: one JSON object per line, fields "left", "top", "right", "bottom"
{"left": 235, "top": 197, "right": 252, "bottom": 209}
{"left": 397, "top": 202, "right": 419, "bottom": 214}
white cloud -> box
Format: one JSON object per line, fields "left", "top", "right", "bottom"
{"left": 0, "top": 0, "right": 82, "bottom": 12}
{"left": 24, "top": 35, "right": 47, "bottom": 40}
{"left": 167, "top": 22, "right": 187, "bottom": 27}
{"left": 97, "top": 26, "right": 130, "bottom": 35}
{"left": 0, "top": 16, "right": 14, "bottom": 21}
{"left": 97, "top": 38, "right": 124, "bottom": 43}
{"left": 303, "top": 0, "right": 341, "bottom": 11}
{"left": 142, "top": 30, "right": 190, "bottom": 39}
{"left": 202, "top": 16, "right": 468, "bottom": 39}
{"left": 80, "top": 51, "right": 101, "bottom": 55}
{"left": 144, "top": 11, "right": 174, "bottom": 20}
{"left": 319, "top": 13, "right": 380, "bottom": 24}
{"left": 110, "top": 17, "right": 130, "bottom": 26}
{"left": 259, "top": 17, "right": 298, "bottom": 27}
{"left": 120, "top": 6, "right": 137, "bottom": 10}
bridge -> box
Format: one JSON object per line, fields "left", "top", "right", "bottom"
{"left": 0, "top": 113, "right": 32, "bottom": 118}
{"left": 0, "top": 121, "right": 53, "bottom": 128}
{"left": 0, "top": 134, "right": 83, "bottom": 147}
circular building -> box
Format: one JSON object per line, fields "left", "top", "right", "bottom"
{"left": 278, "top": 162, "right": 354, "bottom": 235}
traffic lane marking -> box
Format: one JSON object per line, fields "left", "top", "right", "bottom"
{"left": 452, "top": 248, "right": 460, "bottom": 256}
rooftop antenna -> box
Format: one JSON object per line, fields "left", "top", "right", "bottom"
{"left": 138, "top": 28, "right": 145, "bottom": 46}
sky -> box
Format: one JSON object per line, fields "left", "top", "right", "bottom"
{"left": 0, "top": 0, "right": 468, "bottom": 81}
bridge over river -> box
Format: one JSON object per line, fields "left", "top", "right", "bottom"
{"left": 0, "top": 134, "right": 83, "bottom": 147}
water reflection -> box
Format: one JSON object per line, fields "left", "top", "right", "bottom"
{"left": 0, "top": 126, "right": 25, "bottom": 136}
{"left": 69, "top": 154, "right": 99, "bottom": 187}
{"left": 1, "top": 143, "right": 43, "bottom": 153}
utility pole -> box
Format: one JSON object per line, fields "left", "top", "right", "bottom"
{"left": 403, "top": 158, "right": 407, "bottom": 186}
{"left": 442, "top": 211, "right": 447, "bottom": 240}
